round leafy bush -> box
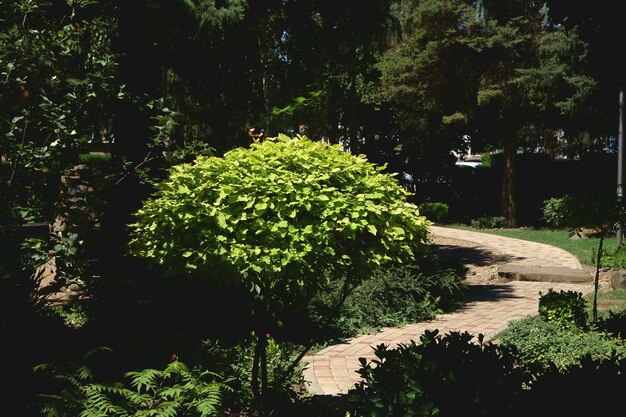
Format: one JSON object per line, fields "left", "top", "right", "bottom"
{"left": 418, "top": 202, "right": 449, "bottom": 223}
{"left": 129, "top": 135, "right": 430, "bottom": 301}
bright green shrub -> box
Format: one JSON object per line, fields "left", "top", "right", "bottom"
{"left": 497, "top": 316, "right": 626, "bottom": 372}
{"left": 129, "top": 134, "right": 430, "bottom": 294}
{"left": 348, "top": 331, "right": 527, "bottom": 417}
{"left": 470, "top": 215, "right": 505, "bottom": 229}
{"left": 418, "top": 202, "right": 449, "bottom": 223}
{"left": 538, "top": 289, "right": 587, "bottom": 328}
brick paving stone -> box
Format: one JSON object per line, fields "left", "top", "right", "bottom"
{"left": 302, "top": 226, "right": 593, "bottom": 396}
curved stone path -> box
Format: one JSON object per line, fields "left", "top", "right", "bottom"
{"left": 302, "top": 226, "right": 592, "bottom": 396}
{"left": 430, "top": 226, "right": 582, "bottom": 270}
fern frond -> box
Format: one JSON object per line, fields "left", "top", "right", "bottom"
{"left": 157, "top": 400, "right": 180, "bottom": 417}
{"left": 194, "top": 397, "right": 219, "bottom": 417}
{"left": 158, "top": 386, "right": 183, "bottom": 400}
{"left": 33, "top": 363, "right": 50, "bottom": 373}
{"left": 77, "top": 365, "right": 94, "bottom": 382}
{"left": 126, "top": 369, "right": 162, "bottom": 393}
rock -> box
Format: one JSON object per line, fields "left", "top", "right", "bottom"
{"left": 610, "top": 270, "right": 626, "bottom": 289}
{"left": 497, "top": 264, "right": 593, "bottom": 283}
{"left": 569, "top": 232, "right": 589, "bottom": 240}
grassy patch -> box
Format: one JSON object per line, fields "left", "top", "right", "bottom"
{"left": 585, "top": 288, "right": 626, "bottom": 317}
{"left": 448, "top": 224, "right": 617, "bottom": 266}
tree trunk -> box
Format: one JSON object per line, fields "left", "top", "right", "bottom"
{"left": 260, "top": 332, "right": 268, "bottom": 400}
{"left": 593, "top": 233, "right": 604, "bottom": 323}
{"left": 348, "top": 74, "right": 359, "bottom": 151}
{"left": 544, "top": 130, "right": 555, "bottom": 160}
{"left": 251, "top": 335, "right": 262, "bottom": 400}
{"left": 502, "top": 133, "right": 517, "bottom": 228}
{"left": 257, "top": 26, "right": 271, "bottom": 137}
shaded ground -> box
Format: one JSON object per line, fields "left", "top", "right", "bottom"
{"left": 430, "top": 235, "right": 508, "bottom": 284}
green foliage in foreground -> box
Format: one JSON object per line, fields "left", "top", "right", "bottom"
{"left": 348, "top": 330, "right": 626, "bottom": 417}
{"left": 36, "top": 355, "right": 225, "bottom": 417}
{"left": 497, "top": 316, "right": 626, "bottom": 372}
{"left": 348, "top": 331, "right": 527, "bottom": 417}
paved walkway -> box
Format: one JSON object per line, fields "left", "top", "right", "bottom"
{"left": 302, "top": 226, "right": 591, "bottom": 396}
{"left": 430, "top": 226, "right": 582, "bottom": 270}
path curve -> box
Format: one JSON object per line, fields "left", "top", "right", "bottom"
{"left": 430, "top": 226, "right": 582, "bottom": 270}
{"left": 302, "top": 226, "right": 590, "bottom": 396}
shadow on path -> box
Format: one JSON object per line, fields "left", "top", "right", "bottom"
{"left": 433, "top": 244, "right": 512, "bottom": 266}
{"left": 465, "top": 284, "right": 523, "bottom": 302}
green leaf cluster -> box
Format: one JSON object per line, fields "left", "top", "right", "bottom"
{"left": 538, "top": 289, "right": 587, "bottom": 329}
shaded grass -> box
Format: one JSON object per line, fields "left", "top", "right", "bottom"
{"left": 448, "top": 224, "right": 617, "bottom": 266}
{"left": 78, "top": 152, "right": 112, "bottom": 162}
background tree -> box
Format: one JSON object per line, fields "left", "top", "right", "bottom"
{"left": 364, "top": 0, "right": 481, "bottom": 179}
{"left": 546, "top": 0, "right": 624, "bottom": 144}
{"left": 470, "top": 0, "right": 594, "bottom": 226}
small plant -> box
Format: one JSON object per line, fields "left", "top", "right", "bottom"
{"left": 542, "top": 196, "right": 574, "bottom": 228}
{"left": 480, "top": 152, "right": 498, "bottom": 168}
{"left": 470, "top": 215, "right": 505, "bottom": 229}
{"left": 597, "top": 310, "right": 626, "bottom": 340}
{"left": 600, "top": 245, "right": 626, "bottom": 269}
{"left": 538, "top": 289, "right": 587, "bottom": 329}
{"left": 418, "top": 202, "right": 449, "bottom": 223}
{"left": 50, "top": 304, "right": 88, "bottom": 328}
